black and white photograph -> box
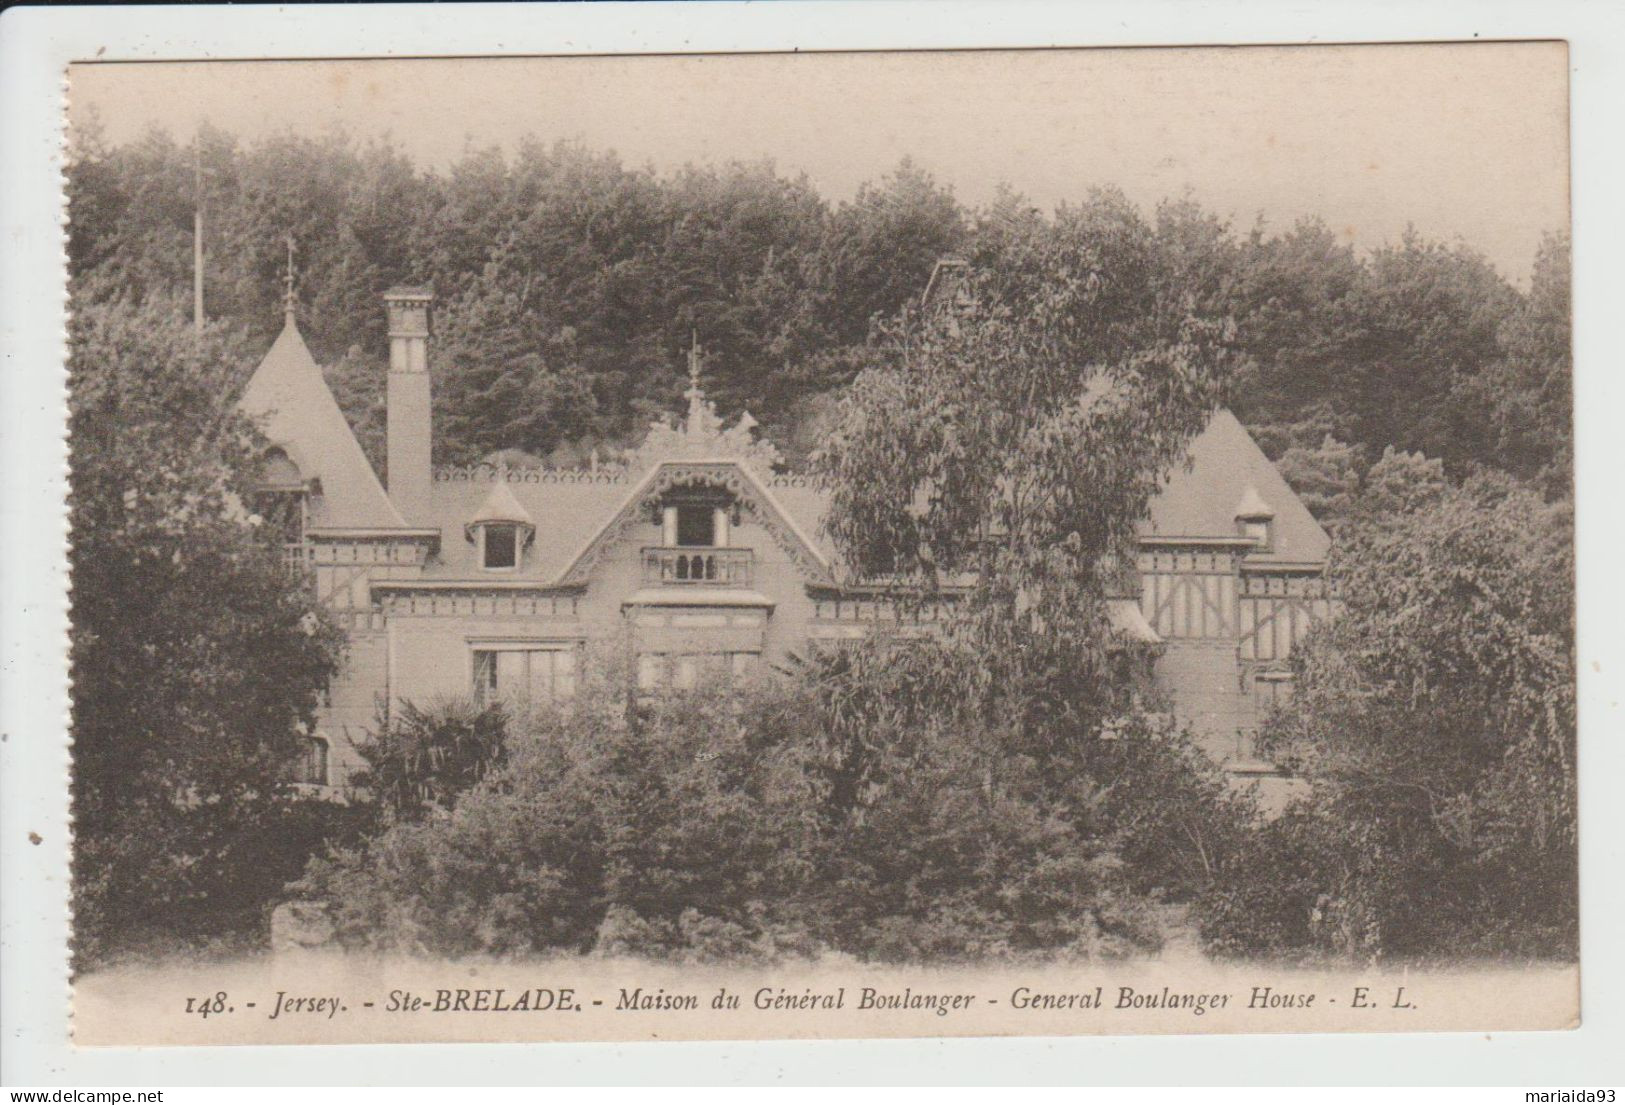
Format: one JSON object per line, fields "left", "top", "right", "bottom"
{"left": 21, "top": 31, "right": 1592, "bottom": 1052}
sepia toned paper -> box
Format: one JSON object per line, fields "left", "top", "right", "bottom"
{"left": 73, "top": 955, "right": 1579, "bottom": 1047}
{"left": 61, "top": 42, "right": 1575, "bottom": 1049}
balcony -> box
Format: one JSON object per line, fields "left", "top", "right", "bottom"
{"left": 282, "top": 542, "right": 311, "bottom": 574}
{"left": 643, "top": 546, "right": 753, "bottom": 587}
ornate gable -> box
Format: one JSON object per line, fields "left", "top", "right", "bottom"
{"left": 624, "top": 345, "right": 784, "bottom": 481}
{"left": 557, "top": 356, "right": 830, "bottom": 586}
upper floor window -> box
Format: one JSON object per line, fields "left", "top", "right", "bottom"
{"left": 255, "top": 489, "right": 308, "bottom": 567}
{"left": 656, "top": 485, "right": 735, "bottom": 549}
{"left": 253, "top": 448, "right": 309, "bottom": 572}
{"left": 676, "top": 503, "right": 715, "bottom": 547}
{"left": 482, "top": 523, "right": 519, "bottom": 570}
{"left": 1240, "top": 518, "right": 1272, "bottom": 549}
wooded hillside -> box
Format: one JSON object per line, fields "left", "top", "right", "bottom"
{"left": 67, "top": 124, "right": 1571, "bottom": 507}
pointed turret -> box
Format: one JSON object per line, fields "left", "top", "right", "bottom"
{"left": 1142, "top": 410, "right": 1329, "bottom": 564}
{"left": 239, "top": 314, "right": 407, "bottom": 531}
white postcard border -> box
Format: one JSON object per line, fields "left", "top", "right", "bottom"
{"left": 3, "top": 0, "right": 1623, "bottom": 1086}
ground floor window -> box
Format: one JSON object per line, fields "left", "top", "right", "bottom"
{"left": 290, "top": 734, "right": 330, "bottom": 786}
{"left": 636, "top": 651, "right": 760, "bottom": 691}
{"left": 472, "top": 644, "right": 577, "bottom": 706}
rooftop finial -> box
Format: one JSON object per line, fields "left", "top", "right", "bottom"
{"left": 282, "top": 234, "right": 298, "bottom": 321}
{"left": 683, "top": 329, "right": 709, "bottom": 432}
{"left": 631, "top": 328, "right": 783, "bottom": 476}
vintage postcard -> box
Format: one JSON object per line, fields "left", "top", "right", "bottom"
{"left": 58, "top": 41, "right": 1576, "bottom": 1047}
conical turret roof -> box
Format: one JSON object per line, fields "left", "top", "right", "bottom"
{"left": 238, "top": 316, "right": 407, "bottom": 530}
{"left": 1142, "top": 409, "right": 1330, "bottom": 564}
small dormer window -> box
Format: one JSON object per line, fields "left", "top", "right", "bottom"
{"left": 483, "top": 523, "right": 519, "bottom": 570}
{"left": 1233, "top": 486, "right": 1275, "bottom": 553}
{"left": 466, "top": 478, "right": 535, "bottom": 573}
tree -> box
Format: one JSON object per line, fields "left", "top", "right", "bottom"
{"left": 1273, "top": 435, "right": 1365, "bottom": 528}
{"left": 1198, "top": 449, "right": 1576, "bottom": 959}
{"left": 1225, "top": 216, "right": 1367, "bottom": 457}
{"left": 815, "top": 159, "right": 967, "bottom": 345}
{"left": 1337, "top": 232, "right": 1518, "bottom": 470}
{"left": 66, "top": 124, "right": 1567, "bottom": 494}
{"left": 1454, "top": 232, "right": 1572, "bottom": 497}
{"left": 68, "top": 283, "right": 347, "bottom": 964}
{"left": 806, "top": 193, "right": 1255, "bottom": 946}
{"left": 817, "top": 189, "right": 1238, "bottom": 753}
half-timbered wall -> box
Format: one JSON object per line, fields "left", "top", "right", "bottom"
{"left": 1137, "top": 549, "right": 1242, "bottom": 639}
{"left": 1237, "top": 571, "right": 1337, "bottom": 663}
{"left": 310, "top": 538, "right": 431, "bottom": 631}
{"left": 1137, "top": 547, "right": 1337, "bottom": 767}
{"left": 304, "top": 537, "right": 432, "bottom": 787}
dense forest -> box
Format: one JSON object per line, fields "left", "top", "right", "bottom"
{"left": 68, "top": 123, "right": 1570, "bottom": 506}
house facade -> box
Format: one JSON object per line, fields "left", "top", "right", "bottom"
{"left": 241, "top": 288, "right": 1334, "bottom": 791}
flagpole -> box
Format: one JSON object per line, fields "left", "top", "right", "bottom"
{"left": 192, "top": 143, "right": 204, "bottom": 334}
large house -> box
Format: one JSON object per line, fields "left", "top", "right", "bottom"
{"left": 241, "top": 283, "right": 1334, "bottom": 791}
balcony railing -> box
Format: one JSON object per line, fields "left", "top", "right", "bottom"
{"left": 643, "top": 546, "right": 753, "bottom": 587}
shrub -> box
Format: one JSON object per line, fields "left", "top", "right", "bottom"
{"left": 349, "top": 696, "right": 511, "bottom": 820}
{"left": 301, "top": 675, "right": 821, "bottom": 959}
{"left": 809, "top": 736, "right": 1165, "bottom": 962}
{"left": 1195, "top": 458, "right": 1576, "bottom": 962}
{"left": 1079, "top": 713, "right": 1258, "bottom": 901}
{"left": 769, "top": 642, "right": 1195, "bottom": 961}
{"left": 75, "top": 794, "right": 372, "bottom": 967}
{"left": 301, "top": 644, "right": 1257, "bottom": 964}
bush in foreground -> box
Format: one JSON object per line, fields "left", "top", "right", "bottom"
{"left": 1193, "top": 456, "right": 1576, "bottom": 963}
{"left": 301, "top": 645, "right": 1239, "bottom": 963}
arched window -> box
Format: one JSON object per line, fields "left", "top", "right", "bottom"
{"left": 291, "top": 734, "right": 330, "bottom": 786}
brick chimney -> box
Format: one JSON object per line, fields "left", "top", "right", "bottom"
{"left": 384, "top": 287, "right": 434, "bottom": 524}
